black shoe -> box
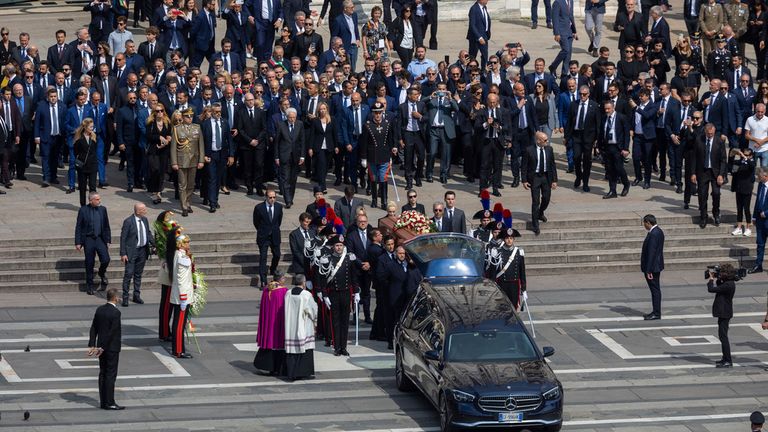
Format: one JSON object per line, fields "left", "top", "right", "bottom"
{"left": 546, "top": 22, "right": 553, "bottom": 28}
{"left": 118, "top": 162, "right": 125, "bottom": 171}
{"left": 620, "top": 185, "right": 630, "bottom": 196}
{"left": 340, "top": 349, "right": 350, "bottom": 356}
{"left": 121, "top": 299, "right": 129, "bottom": 307}
{"left": 0, "top": 190, "right": 6, "bottom": 194}
{"left": 497, "top": 184, "right": 505, "bottom": 189}
{"left": 574, "top": 179, "right": 581, "bottom": 188}
{"left": 17, "top": 175, "right": 27, "bottom": 181}
{"left": 492, "top": 188, "right": 501, "bottom": 197}
{"left": 364, "top": 318, "right": 373, "bottom": 325}
{"left": 531, "top": 22, "right": 537, "bottom": 29}
{"left": 333, "top": 350, "right": 341, "bottom": 356}
{"left": 103, "top": 405, "right": 125, "bottom": 410}
{"left": 285, "top": 203, "right": 292, "bottom": 209}
{"left": 176, "top": 353, "right": 193, "bottom": 359}
{"left": 87, "top": 288, "right": 94, "bottom": 295}
{"left": 152, "top": 198, "right": 161, "bottom": 205}
{"left": 126, "top": 186, "right": 133, "bottom": 193}
{"left": 642, "top": 182, "right": 650, "bottom": 189}
{"left": 209, "top": 206, "right": 216, "bottom": 213}
{"left": 713, "top": 216, "right": 720, "bottom": 226}
{"left": 669, "top": 180, "right": 676, "bottom": 187}
{"left": 41, "top": 181, "right": 50, "bottom": 188}
{"left": 748, "top": 266, "right": 764, "bottom": 274}
{"left": 632, "top": 178, "right": 642, "bottom": 186}
{"left": 334, "top": 178, "right": 342, "bottom": 186}
{"left": 65, "top": 187, "right": 75, "bottom": 194}
{"left": 467, "top": 177, "right": 475, "bottom": 183}
{"left": 659, "top": 175, "right": 666, "bottom": 183}
{"left": 643, "top": 313, "right": 661, "bottom": 320}
{"left": 715, "top": 360, "right": 733, "bottom": 368}
{"left": 684, "top": 203, "right": 689, "bottom": 209}
{"left": 187, "top": 207, "right": 193, "bottom": 214}
{"left": 387, "top": 342, "right": 394, "bottom": 350}
{"left": 406, "top": 181, "right": 413, "bottom": 190}
{"left": 246, "top": 188, "right": 254, "bottom": 195}
{"left": 566, "top": 167, "right": 574, "bottom": 173}
{"left": 202, "top": 198, "right": 209, "bottom": 206}
{"left": 583, "top": 185, "right": 590, "bottom": 192}
{"left": 256, "top": 189, "right": 265, "bottom": 197}
{"left": 699, "top": 220, "right": 707, "bottom": 229}
{"left": 603, "top": 192, "right": 617, "bottom": 199}
{"left": 100, "top": 275, "right": 108, "bottom": 288}
{"left": 132, "top": 296, "right": 144, "bottom": 304}
{"left": 415, "top": 178, "right": 422, "bottom": 187}
{"left": 533, "top": 227, "right": 540, "bottom": 236}
{"left": 511, "top": 178, "right": 519, "bottom": 188}
{"left": 425, "top": 176, "right": 433, "bottom": 183}
{"left": 675, "top": 185, "right": 682, "bottom": 194}
{"left": 652, "top": 165, "right": 659, "bottom": 173}
{"left": 588, "top": 42, "right": 594, "bottom": 52}
{"left": 182, "top": 210, "right": 188, "bottom": 217}
{"left": 51, "top": 179, "right": 60, "bottom": 184}
{"left": 538, "top": 214, "right": 547, "bottom": 223}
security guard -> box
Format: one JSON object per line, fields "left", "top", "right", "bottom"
{"left": 319, "top": 235, "right": 359, "bottom": 356}
{"left": 705, "top": 35, "right": 732, "bottom": 81}
{"left": 360, "top": 102, "right": 398, "bottom": 210}
{"left": 170, "top": 108, "right": 205, "bottom": 217}
{"left": 486, "top": 228, "right": 527, "bottom": 309}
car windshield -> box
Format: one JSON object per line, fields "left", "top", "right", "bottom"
{"left": 445, "top": 330, "right": 538, "bottom": 362}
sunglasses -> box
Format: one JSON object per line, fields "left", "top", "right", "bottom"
{"left": 1, "top": 33, "right": 8, "bottom": 36}
{"left": 154, "top": 109, "right": 164, "bottom": 113}
{"left": 625, "top": 50, "right": 634, "bottom": 53}
{"left": 408, "top": 195, "right": 417, "bottom": 198}
{"left": 489, "top": 61, "right": 498, "bottom": 64}
{"left": 741, "top": 79, "right": 750, "bottom": 82}
{"left": 434, "top": 209, "right": 443, "bottom": 212}
{"left": 306, "top": 23, "right": 313, "bottom": 26}
{"left": 693, "top": 116, "right": 702, "bottom": 120}
{"left": 254, "top": 90, "right": 264, "bottom": 94}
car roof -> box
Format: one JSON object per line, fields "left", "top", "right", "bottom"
{"left": 422, "top": 278, "right": 523, "bottom": 332}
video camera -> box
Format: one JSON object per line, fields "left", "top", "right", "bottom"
{"left": 704, "top": 265, "right": 747, "bottom": 281}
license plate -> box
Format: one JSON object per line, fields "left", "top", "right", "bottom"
{"left": 498, "top": 412, "right": 523, "bottom": 423}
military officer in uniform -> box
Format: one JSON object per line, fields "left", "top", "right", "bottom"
{"left": 486, "top": 228, "right": 527, "bottom": 310}
{"left": 319, "top": 234, "right": 359, "bottom": 356}
{"left": 471, "top": 210, "right": 494, "bottom": 243}
{"left": 305, "top": 222, "right": 334, "bottom": 346}
{"left": 724, "top": 0, "right": 748, "bottom": 56}
{"left": 170, "top": 108, "right": 205, "bottom": 217}
{"left": 706, "top": 36, "right": 732, "bottom": 81}
{"left": 698, "top": 0, "right": 726, "bottom": 57}
{"left": 360, "top": 102, "right": 398, "bottom": 210}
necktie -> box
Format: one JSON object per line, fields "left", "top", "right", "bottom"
{"left": 538, "top": 146, "right": 545, "bottom": 173}
{"left": 706, "top": 138, "right": 712, "bottom": 169}
{"left": 410, "top": 102, "right": 417, "bottom": 129}
{"left": 138, "top": 219, "right": 145, "bottom": 246}
{"left": 267, "top": 0, "right": 273, "bottom": 20}
{"left": 606, "top": 115, "right": 613, "bottom": 141}
{"left": 268, "top": 205, "right": 273, "bottom": 221}
{"left": 437, "top": 219, "right": 441, "bottom": 230}
{"left": 289, "top": 123, "right": 294, "bottom": 136}
{"left": 518, "top": 102, "right": 527, "bottom": 128}
{"left": 744, "top": 88, "right": 748, "bottom": 99}
{"left": 448, "top": 209, "right": 453, "bottom": 220}
{"left": 303, "top": 230, "right": 309, "bottom": 241}
{"left": 360, "top": 230, "right": 367, "bottom": 247}
{"left": 58, "top": 45, "right": 64, "bottom": 59}
{"left": 483, "top": 5, "right": 489, "bottom": 30}
{"left": 249, "top": 108, "right": 254, "bottom": 120}
{"left": 606, "top": 77, "right": 612, "bottom": 91}
{"left": 437, "top": 97, "right": 443, "bottom": 124}
{"left": 215, "top": 119, "right": 222, "bottom": 149}
{"left": 77, "top": 106, "right": 82, "bottom": 122}
{"left": 354, "top": 108, "right": 360, "bottom": 135}
{"left": 51, "top": 105, "right": 59, "bottom": 136}
{"left": 344, "top": 96, "right": 350, "bottom": 107}
{"left": 229, "top": 102, "right": 234, "bottom": 126}
{"left": 4, "top": 102, "right": 10, "bottom": 131}
{"left": 208, "top": 12, "right": 214, "bottom": 37}
{"left": 761, "top": 184, "right": 767, "bottom": 207}
{"left": 27, "top": 85, "right": 33, "bottom": 99}
{"left": 308, "top": 98, "right": 315, "bottom": 115}
{"left": 578, "top": 102, "right": 586, "bottom": 129}
{"left": 680, "top": 107, "right": 687, "bottom": 131}
{"left": 149, "top": 43, "right": 154, "bottom": 58}
{"left": 223, "top": 54, "right": 229, "bottom": 72}
{"left": 659, "top": 98, "right": 666, "bottom": 126}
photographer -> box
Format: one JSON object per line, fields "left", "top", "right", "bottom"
{"left": 707, "top": 263, "right": 737, "bottom": 368}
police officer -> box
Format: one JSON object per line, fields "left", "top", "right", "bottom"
{"left": 706, "top": 35, "right": 732, "bottom": 81}
{"left": 319, "top": 235, "right": 359, "bottom": 356}
{"left": 360, "top": 101, "right": 398, "bottom": 210}
{"left": 486, "top": 228, "right": 527, "bottom": 309}
{"left": 471, "top": 210, "right": 494, "bottom": 242}
{"left": 305, "top": 221, "right": 334, "bottom": 346}
{"left": 751, "top": 411, "right": 765, "bottom": 432}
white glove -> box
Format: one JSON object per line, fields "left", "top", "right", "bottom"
{"left": 180, "top": 300, "right": 188, "bottom": 311}
{"left": 361, "top": 159, "right": 367, "bottom": 168}
{"left": 316, "top": 291, "right": 323, "bottom": 301}
{"left": 522, "top": 291, "right": 528, "bottom": 302}
{"left": 354, "top": 293, "right": 360, "bottom": 304}
{"left": 305, "top": 280, "right": 313, "bottom": 290}
{"left": 324, "top": 297, "right": 331, "bottom": 309}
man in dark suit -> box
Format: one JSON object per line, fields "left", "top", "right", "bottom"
{"left": 425, "top": 83, "right": 459, "bottom": 184}
{"left": 640, "top": 214, "right": 664, "bottom": 320}
{"left": 443, "top": 191, "right": 467, "bottom": 234}
{"left": 431, "top": 201, "right": 451, "bottom": 232}
{"left": 0, "top": 87, "right": 21, "bottom": 188}
{"left": 48, "top": 30, "right": 75, "bottom": 74}
{"left": 34, "top": 89, "right": 67, "bottom": 187}
{"left": 88, "top": 288, "right": 124, "bottom": 410}
{"left": 725, "top": 55, "right": 751, "bottom": 92}
{"left": 707, "top": 263, "right": 736, "bottom": 367}
{"left": 236, "top": 93, "right": 268, "bottom": 196}
{"left": 654, "top": 84, "right": 680, "bottom": 184}
{"left": 665, "top": 92, "right": 694, "bottom": 194}
{"left": 119, "top": 202, "right": 154, "bottom": 306}
{"left": 524, "top": 58, "right": 560, "bottom": 97}
{"left": 550, "top": 0, "right": 577, "bottom": 76}
{"left": 209, "top": 39, "right": 243, "bottom": 76}
{"left": 115, "top": 92, "right": 141, "bottom": 191}
{"left": 701, "top": 79, "right": 729, "bottom": 138}
{"left": 599, "top": 99, "right": 631, "bottom": 198}
{"left": 630, "top": 89, "right": 660, "bottom": 189}
{"left": 248, "top": 0, "right": 284, "bottom": 64}
{"left": 75, "top": 193, "right": 111, "bottom": 295}
{"left": 397, "top": 87, "right": 427, "bottom": 189}
{"left": 190, "top": 0, "right": 218, "bottom": 68}
{"left": 11, "top": 33, "right": 40, "bottom": 68}
{"left": 567, "top": 86, "right": 600, "bottom": 192}
{"left": 138, "top": 27, "right": 167, "bottom": 67}
{"left": 289, "top": 212, "right": 315, "bottom": 275}
{"left": 201, "top": 103, "right": 234, "bottom": 213}
{"left": 253, "top": 188, "right": 283, "bottom": 288}
{"left": 646, "top": 7, "right": 671, "bottom": 56}
{"left": 69, "top": 29, "right": 98, "bottom": 80}
{"left": 750, "top": 169, "right": 768, "bottom": 273}
{"left": 338, "top": 94, "right": 370, "bottom": 190}
{"left": 334, "top": 185, "right": 359, "bottom": 228}
{"left": 467, "top": 0, "right": 491, "bottom": 69}
{"left": 11, "top": 84, "right": 33, "bottom": 181}
{"left": 331, "top": 1, "right": 360, "bottom": 71}
{"left": 345, "top": 213, "right": 374, "bottom": 323}
{"left": 275, "top": 108, "right": 305, "bottom": 208}
{"left": 21, "top": 72, "right": 44, "bottom": 107}
{"left": 692, "top": 123, "right": 728, "bottom": 228}
{"left": 522, "top": 132, "right": 558, "bottom": 235}
{"left": 381, "top": 245, "right": 421, "bottom": 348}
{"left": 475, "top": 93, "right": 511, "bottom": 196}
{"left": 683, "top": 0, "right": 702, "bottom": 35}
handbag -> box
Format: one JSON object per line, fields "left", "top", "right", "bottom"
{"left": 75, "top": 139, "right": 91, "bottom": 170}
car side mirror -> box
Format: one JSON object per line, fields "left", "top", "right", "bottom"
{"left": 542, "top": 346, "right": 555, "bottom": 358}
{"left": 424, "top": 349, "right": 440, "bottom": 361}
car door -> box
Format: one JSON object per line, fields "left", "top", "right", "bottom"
{"left": 401, "top": 289, "right": 432, "bottom": 385}
{"left": 418, "top": 317, "right": 446, "bottom": 406}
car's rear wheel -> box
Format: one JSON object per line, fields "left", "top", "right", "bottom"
{"left": 395, "top": 349, "right": 415, "bottom": 391}
{"left": 439, "top": 394, "right": 456, "bottom": 432}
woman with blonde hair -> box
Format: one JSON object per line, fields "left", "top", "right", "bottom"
{"left": 74, "top": 118, "right": 98, "bottom": 206}
{"left": 307, "top": 101, "right": 337, "bottom": 193}
{"left": 147, "top": 105, "right": 172, "bottom": 204}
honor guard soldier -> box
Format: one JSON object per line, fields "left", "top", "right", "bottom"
{"left": 319, "top": 235, "right": 360, "bottom": 356}
{"left": 486, "top": 228, "right": 527, "bottom": 309}
{"left": 705, "top": 35, "right": 732, "bottom": 81}
{"left": 472, "top": 210, "right": 494, "bottom": 243}
{"left": 360, "top": 102, "right": 398, "bottom": 210}
{"left": 305, "top": 221, "right": 335, "bottom": 346}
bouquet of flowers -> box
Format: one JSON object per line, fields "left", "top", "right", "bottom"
{"left": 395, "top": 210, "right": 437, "bottom": 235}
{"left": 190, "top": 256, "right": 209, "bottom": 317}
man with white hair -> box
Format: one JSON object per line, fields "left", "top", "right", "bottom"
{"left": 275, "top": 107, "right": 305, "bottom": 208}
{"left": 119, "top": 202, "right": 155, "bottom": 306}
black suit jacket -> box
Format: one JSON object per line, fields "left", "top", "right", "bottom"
{"left": 75, "top": 205, "right": 112, "bottom": 245}
{"left": 119, "top": 215, "right": 154, "bottom": 259}
{"left": 253, "top": 201, "right": 283, "bottom": 244}
{"left": 289, "top": 226, "right": 315, "bottom": 274}
{"left": 401, "top": 203, "right": 426, "bottom": 215}
{"left": 236, "top": 105, "right": 268, "bottom": 150}
{"left": 567, "top": 99, "right": 600, "bottom": 143}
{"left": 94, "top": 76, "right": 118, "bottom": 109}
{"left": 346, "top": 225, "right": 373, "bottom": 263}
{"left": 693, "top": 135, "right": 728, "bottom": 177}
{"left": 201, "top": 117, "right": 234, "bottom": 157}
{"left": 116, "top": 105, "right": 139, "bottom": 146}
{"left": 275, "top": 121, "right": 306, "bottom": 164}
{"left": 521, "top": 145, "right": 558, "bottom": 185}
{"left": 308, "top": 117, "right": 339, "bottom": 153}
{"left": 640, "top": 226, "right": 664, "bottom": 273}
{"left": 88, "top": 303, "right": 122, "bottom": 352}
{"left": 47, "top": 43, "right": 75, "bottom": 73}
{"left": 708, "top": 279, "right": 735, "bottom": 318}
{"left": 598, "top": 112, "right": 631, "bottom": 151}
{"left": 138, "top": 40, "right": 167, "bottom": 66}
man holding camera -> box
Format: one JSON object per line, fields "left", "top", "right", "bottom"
{"left": 641, "top": 214, "right": 664, "bottom": 320}
{"left": 707, "top": 263, "right": 736, "bottom": 368}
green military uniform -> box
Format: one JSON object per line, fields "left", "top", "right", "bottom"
{"left": 170, "top": 114, "right": 204, "bottom": 214}
{"left": 698, "top": 2, "right": 726, "bottom": 57}
{"left": 724, "top": 0, "right": 748, "bottom": 55}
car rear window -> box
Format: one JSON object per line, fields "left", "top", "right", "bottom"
{"left": 446, "top": 331, "right": 538, "bottom": 362}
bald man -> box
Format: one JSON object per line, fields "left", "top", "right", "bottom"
{"left": 119, "top": 203, "right": 155, "bottom": 306}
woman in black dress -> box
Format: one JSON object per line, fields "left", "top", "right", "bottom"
{"left": 0, "top": 27, "right": 17, "bottom": 66}
{"left": 74, "top": 118, "right": 99, "bottom": 207}
{"left": 146, "top": 105, "right": 172, "bottom": 205}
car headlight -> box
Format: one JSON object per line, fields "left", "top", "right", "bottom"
{"left": 450, "top": 389, "right": 476, "bottom": 403}
{"left": 542, "top": 385, "right": 561, "bottom": 400}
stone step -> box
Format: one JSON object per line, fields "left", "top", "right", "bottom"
{"left": 525, "top": 244, "right": 754, "bottom": 265}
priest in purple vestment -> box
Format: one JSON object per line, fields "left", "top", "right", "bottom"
{"left": 254, "top": 271, "right": 289, "bottom": 374}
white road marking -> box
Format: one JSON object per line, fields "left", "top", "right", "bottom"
{"left": 564, "top": 412, "right": 751, "bottom": 426}
{"left": 662, "top": 335, "right": 720, "bottom": 346}
{"left": 54, "top": 358, "right": 99, "bottom": 369}
{"left": 0, "top": 330, "right": 256, "bottom": 344}
{"left": 585, "top": 329, "right": 635, "bottom": 359}
{"left": 534, "top": 311, "right": 764, "bottom": 324}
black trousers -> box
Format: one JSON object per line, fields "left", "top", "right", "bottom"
{"left": 510, "top": 132, "right": 530, "bottom": 181}
{"left": 736, "top": 192, "right": 752, "bottom": 223}
{"left": 258, "top": 239, "right": 281, "bottom": 286}
{"left": 313, "top": 149, "right": 332, "bottom": 190}
{"left": 84, "top": 237, "right": 110, "bottom": 290}
{"left": 15, "top": 131, "right": 30, "bottom": 178}
{"left": 171, "top": 303, "right": 189, "bottom": 355}
{"left": 98, "top": 350, "right": 119, "bottom": 407}
{"left": 77, "top": 169, "right": 97, "bottom": 207}
{"left": 697, "top": 170, "right": 721, "bottom": 219}
{"left": 530, "top": 173, "right": 551, "bottom": 230}
{"left": 278, "top": 158, "right": 299, "bottom": 205}
{"left": 403, "top": 130, "right": 425, "bottom": 183}
{"left": 604, "top": 144, "right": 629, "bottom": 192}
{"left": 718, "top": 317, "right": 731, "bottom": 362}
{"left": 370, "top": 282, "right": 388, "bottom": 340}
{"left": 329, "top": 290, "right": 351, "bottom": 351}
{"left": 572, "top": 132, "right": 594, "bottom": 186}
{"left": 358, "top": 274, "right": 371, "bottom": 319}
{"left": 241, "top": 146, "right": 265, "bottom": 191}
{"left": 653, "top": 130, "right": 669, "bottom": 177}
{"left": 632, "top": 134, "right": 653, "bottom": 183}
{"left": 159, "top": 284, "right": 172, "bottom": 339}
{"left": 147, "top": 152, "right": 168, "bottom": 193}
{"left": 459, "top": 131, "right": 476, "bottom": 178}
{"left": 395, "top": 46, "right": 413, "bottom": 66}
{"left": 478, "top": 140, "right": 494, "bottom": 189}
{"left": 122, "top": 249, "right": 148, "bottom": 299}
{"left": 645, "top": 271, "right": 661, "bottom": 316}
{"left": 683, "top": 149, "right": 696, "bottom": 204}
{"left": 387, "top": 298, "right": 404, "bottom": 345}
{"left": 498, "top": 280, "right": 522, "bottom": 309}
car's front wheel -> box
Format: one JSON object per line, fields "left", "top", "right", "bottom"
{"left": 540, "top": 425, "right": 562, "bottom": 432}
{"left": 395, "top": 348, "right": 415, "bottom": 392}
{"left": 439, "top": 394, "right": 456, "bottom": 432}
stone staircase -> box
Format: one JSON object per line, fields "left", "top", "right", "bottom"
{"left": 0, "top": 213, "right": 754, "bottom": 293}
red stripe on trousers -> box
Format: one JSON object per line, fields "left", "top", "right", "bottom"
{"left": 175, "top": 307, "right": 186, "bottom": 355}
